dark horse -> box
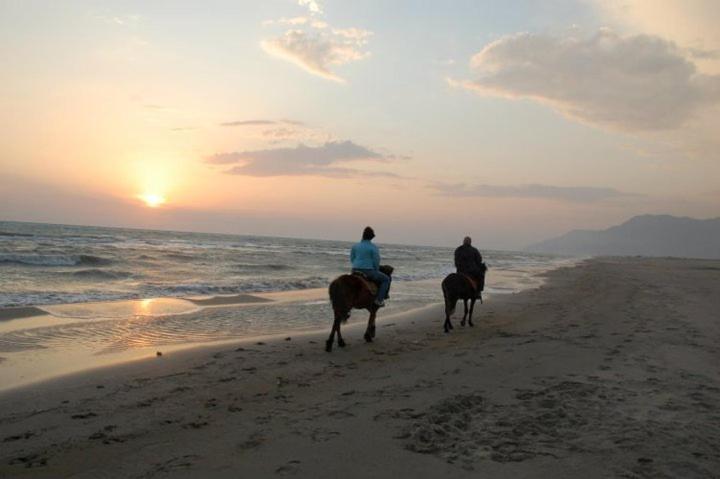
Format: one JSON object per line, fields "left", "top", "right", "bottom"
{"left": 326, "top": 265, "right": 394, "bottom": 352}
{"left": 441, "top": 273, "right": 483, "bottom": 333}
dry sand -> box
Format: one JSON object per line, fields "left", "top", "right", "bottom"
{"left": 1, "top": 257, "right": 719, "bottom": 478}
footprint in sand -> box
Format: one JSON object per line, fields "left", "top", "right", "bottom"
{"left": 70, "top": 412, "right": 97, "bottom": 419}
{"left": 9, "top": 453, "right": 48, "bottom": 468}
{"left": 238, "top": 432, "right": 265, "bottom": 451}
{"left": 2, "top": 431, "right": 36, "bottom": 442}
{"left": 275, "top": 459, "right": 301, "bottom": 475}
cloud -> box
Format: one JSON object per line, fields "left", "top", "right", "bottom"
{"left": 93, "top": 13, "right": 142, "bottom": 26}
{"left": 590, "top": 0, "right": 720, "bottom": 74}
{"left": 143, "top": 104, "right": 169, "bottom": 110}
{"left": 218, "top": 119, "right": 325, "bottom": 143}
{"left": 433, "top": 182, "right": 636, "bottom": 203}
{"left": 205, "top": 140, "right": 396, "bottom": 177}
{"left": 220, "top": 119, "right": 280, "bottom": 127}
{"left": 261, "top": 0, "right": 371, "bottom": 82}
{"left": 298, "top": 0, "right": 323, "bottom": 15}
{"left": 261, "top": 28, "right": 371, "bottom": 82}
{"left": 262, "top": 127, "right": 303, "bottom": 140}
{"left": 456, "top": 29, "right": 720, "bottom": 131}
{"left": 274, "top": 16, "right": 309, "bottom": 26}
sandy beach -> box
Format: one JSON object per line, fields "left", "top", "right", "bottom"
{"left": 1, "top": 257, "right": 719, "bottom": 478}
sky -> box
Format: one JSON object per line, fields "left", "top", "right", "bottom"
{"left": 1, "top": 0, "right": 719, "bottom": 249}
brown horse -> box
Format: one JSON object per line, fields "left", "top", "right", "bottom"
{"left": 441, "top": 273, "right": 483, "bottom": 333}
{"left": 326, "top": 265, "right": 394, "bottom": 352}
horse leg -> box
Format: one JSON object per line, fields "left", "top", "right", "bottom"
{"left": 461, "top": 299, "right": 468, "bottom": 327}
{"left": 326, "top": 318, "right": 339, "bottom": 352}
{"left": 337, "top": 308, "right": 347, "bottom": 348}
{"left": 468, "top": 298, "right": 476, "bottom": 327}
{"left": 337, "top": 322, "right": 346, "bottom": 348}
{"left": 364, "top": 308, "right": 376, "bottom": 342}
{"left": 444, "top": 297, "right": 456, "bottom": 333}
{"left": 326, "top": 309, "right": 345, "bottom": 352}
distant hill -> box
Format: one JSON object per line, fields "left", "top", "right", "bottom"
{"left": 527, "top": 215, "right": 720, "bottom": 259}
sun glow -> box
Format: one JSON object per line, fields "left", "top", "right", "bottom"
{"left": 139, "top": 193, "right": 166, "bottom": 208}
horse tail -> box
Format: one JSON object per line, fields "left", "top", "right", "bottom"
{"left": 442, "top": 278, "right": 456, "bottom": 316}
{"left": 329, "top": 278, "right": 350, "bottom": 322}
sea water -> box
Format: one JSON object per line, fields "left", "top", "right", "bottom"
{"left": 0, "top": 221, "right": 575, "bottom": 389}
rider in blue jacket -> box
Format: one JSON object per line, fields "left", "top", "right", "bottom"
{"left": 351, "top": 226, "right": 390, "bottom": 307}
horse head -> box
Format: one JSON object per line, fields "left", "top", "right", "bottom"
{"left": 379, "top": 264, "right": 394, "bottom": 277}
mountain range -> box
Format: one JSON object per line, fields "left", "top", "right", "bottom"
{"left": 527, "top": 215, "right": 720, "bottom": 259}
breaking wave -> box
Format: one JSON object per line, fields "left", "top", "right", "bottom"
{"left": 70, "top": 269, "right": 134, "bottom": 280}
{"left": 0, "top": 254, "right": 113, "bottom": 267}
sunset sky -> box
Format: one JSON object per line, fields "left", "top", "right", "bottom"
{"left": 1, "top": 0, "right": 719, "bottom": 249}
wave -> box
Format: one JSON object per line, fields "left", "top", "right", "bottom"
{"left": 142, "top": 275, "right": 330, "bottom": 297}
{"left": 164, "top": 252, "right": 196, "bottom": 261}
{"left": 0, "top": 291, "right": 135, "bottom": 308}
{"left": 71, "top": 269, "right": 134, "bottom": 280}
{"left": 0, "top": 231, "right": 34, "bottom": 238}
{"left": 0, "top": 253, "right": 113, "bottom": 267}
{"left": 233, "top": 263, "right": 295, "bottom": 272}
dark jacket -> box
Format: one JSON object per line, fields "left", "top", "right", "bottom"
{"left": 454, "top": 244, "right": 485, "bottom": 276}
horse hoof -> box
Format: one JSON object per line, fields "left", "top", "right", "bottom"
{"left": 364, "top": 334, "right": 373, "bottom": 343}
{"left": 460, "top": 321, "right": 466, "bottom": 327}
{"left": 469, "top": 322, "right": 474, "bottom": 328}
{"left": 325, "top": 340, "right": 333, "bottom": 352}
{"left": 338, "top": 339, "right": 346, "bottom": 348}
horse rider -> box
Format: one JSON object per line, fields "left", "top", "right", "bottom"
{"left": 454, "top": 236, "right": 486, "bottom": 297}
{"left": 351, "top": 226, "right": 390, "bottom": 307}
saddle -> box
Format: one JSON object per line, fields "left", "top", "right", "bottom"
{"left": 461, "top": 273, "right": 479, "bottom": 292}
{"left": 460, "top": 273, "right": 485, "bottom": 303}
{"left": 352, "top": 271, "right": 380, "bottom": 296}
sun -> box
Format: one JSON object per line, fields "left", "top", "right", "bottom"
{"left": 139, "top": 193, "right": 166, "bottom": 208}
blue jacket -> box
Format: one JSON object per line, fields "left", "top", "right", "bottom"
{"left": 350, "top": 240, "right": 380, "bottom": 270}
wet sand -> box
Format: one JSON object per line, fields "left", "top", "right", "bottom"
{"left": 1, "top": 258, "right": 719, "bottom": 478}
{"left": 0, "top": 306, "right": 46, "bottom": 322}
{"left": 185, "top": 294, "right": 273, "bottom": 307}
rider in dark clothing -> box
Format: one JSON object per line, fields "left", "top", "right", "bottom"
{"left": 454, "top": 236, "right": 486, "bottom": 296}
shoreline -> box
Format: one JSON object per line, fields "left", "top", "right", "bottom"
{"left": 0, "top": 263, "right": 566, "bottom": 391}
{"left": 1, "top": 257, "right": 719, "bottom": 477}
{"left": 0, "top": 302, "right": 441, "bottom": 396}
{"left": 0, "top": 293, "right": 285, "bottom": 322}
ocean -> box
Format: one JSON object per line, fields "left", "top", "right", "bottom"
{"left": 0, "top": 221, "right": 575, "bottom": 389}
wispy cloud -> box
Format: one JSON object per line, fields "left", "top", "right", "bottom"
{"left": 220, "top": 119, "right": 281, "bottom": 127}
{"left": 93, "top": 12, "right": 142, "bottom": 26}
{"left": 433, "top": 182, "right": 637, "bottom": 203}
{"left": 261, "top": 1, "right": 371, "bottom": 82}
{"left": 205, "top": 140, "right": 396, "bottom": 177}
{"left": 454, "top": 29, "right": 720, "bottom": 131}
{"left": 218, "top": 119, "right": 324, "bottom": 143}
{"left": 261, "top": 28, "right": 371, "bottom": 82}
{"left": 143, "top": 104, "right": 169, "bottom": 110}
